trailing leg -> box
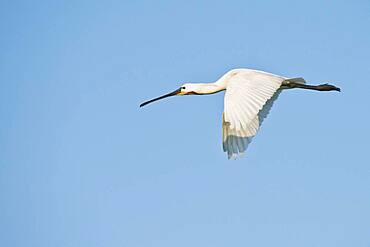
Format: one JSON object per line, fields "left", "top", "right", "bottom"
{"left": 283, "top": 81, "right": 341, "bottom": 92}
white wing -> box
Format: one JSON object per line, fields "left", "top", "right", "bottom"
{"left": 222, "top": 70, "right": 285, "bottom": 158}
{"left": 222, "top": 90, "right": 282, "bottom": 159}
{"left": 224, "top": 70, "right": 284, "bottom": 130}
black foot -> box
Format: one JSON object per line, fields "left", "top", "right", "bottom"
{"left": 318, "top": 84, "right": 341, "bottom": 92}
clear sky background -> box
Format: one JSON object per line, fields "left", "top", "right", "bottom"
{"left": 1, "top": 0, "right": 370, "bottom": 246}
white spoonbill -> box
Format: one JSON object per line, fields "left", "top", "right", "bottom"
{"left": 140, "top": 69, "right": 340, "bottom": 159}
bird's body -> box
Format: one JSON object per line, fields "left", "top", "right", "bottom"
{"left": 140, "top": 68, "right": 340, "bottom": 159}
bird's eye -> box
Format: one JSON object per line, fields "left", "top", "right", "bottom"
{"left": 181, "top": 87, "right": 186, "bottom": 90}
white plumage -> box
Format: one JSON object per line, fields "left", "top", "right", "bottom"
{"left": 220, "top": 69, "right": 286, "bottom": 158}
{"left": 140, "top": 68, "right": 340, "bottom": 159}
{"left": 223, "top": 70, "right": 283, "bottom": 130}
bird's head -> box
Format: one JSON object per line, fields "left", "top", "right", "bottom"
{"left": 139, "top": 83, "right": 198, "bottom": 107}
{"left": 179, "top": 83, "right": 200, "bottom": 95}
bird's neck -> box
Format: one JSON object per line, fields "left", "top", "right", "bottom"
{"left": 192, "top": 82, "right": 226, "bottom": 95}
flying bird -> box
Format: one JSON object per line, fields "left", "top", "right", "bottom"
{"left": 140, "top": 69, "right": 340, "bottom": 159}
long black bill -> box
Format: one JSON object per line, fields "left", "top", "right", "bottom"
{"left": 140, "top": 88, "right": 182, "bottom": 107}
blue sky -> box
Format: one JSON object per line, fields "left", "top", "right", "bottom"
{"left": 1, "top": 0, "right": 370, "bottom": 246}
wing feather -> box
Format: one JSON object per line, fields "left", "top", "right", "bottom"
{"left": 222, "top": 90, "right": 282, "bottom": 158}
{"left": 224, "top": 70, "right": 283, "bottom": 130}
{"left": 222, "top": 69, "right": 284, "bottom": 159}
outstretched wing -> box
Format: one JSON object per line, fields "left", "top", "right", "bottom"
{"left": 222, "top": 90, "right": 281, "bottom": 159}
{"left": 222, "top": 70, "right": 284, "bottom": 159}
{"left": 224, "top": 70, "right": 284, "bottom": 130}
